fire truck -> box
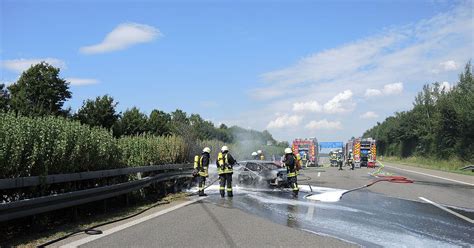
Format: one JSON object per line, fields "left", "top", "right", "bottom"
{"left": 292, "top": 138, "right": 319, "bottom": 167}
{"left": 345, "top": 138, "right": 377, "bottom": 168}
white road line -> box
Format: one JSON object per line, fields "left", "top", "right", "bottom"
{"left": 419, "top": 197, "right": 474, "bottom": 224}
{"left": 60, "top": 197, "right": 205, "bottom": 248}
{"left": 384, "top": 164, "right": 474, "bottom": 186}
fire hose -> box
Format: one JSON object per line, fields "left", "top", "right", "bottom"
{"left": 341, "top": 175, "right": 413, "bottom": 196}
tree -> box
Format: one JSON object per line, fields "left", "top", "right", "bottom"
{"left": 119, "top": 107, "right": 148, "bottom": 135}
{"left": 148, "top": 109, "right": 171, "bottom": 136}
{"left": 0, "top": 84, "right": 9, "bottom": 111}
{"left": 75, "top": 95, "right": 119, "bottom": 129}
{"left": 171, "top": 109, "right": 189, "bottom": 124}
{"left": 8, "top": 62, "right": 71, "bottom": 116}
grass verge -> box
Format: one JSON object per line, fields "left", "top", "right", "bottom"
{"left": 382, "top": 156, "right": 474, "bottom": 176}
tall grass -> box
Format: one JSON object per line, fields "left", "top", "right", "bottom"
{"left": 0, "top": 113, "right": 192, "bottom": 179}
{"left": 0, "top": 113, "right": 122, "bottom": 178}
{"left": 118, "top": 135, "right": 187, "bottom": 166}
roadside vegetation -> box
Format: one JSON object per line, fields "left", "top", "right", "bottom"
{"left": 0, "top": 62, "right": 287, "bottom": 179}
{"left": 382, "top": 156, "right": 473, "bottom": 176}
{"left": 364, "top": 62, "right": 474, "bottom": 172}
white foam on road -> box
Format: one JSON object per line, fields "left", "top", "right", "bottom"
{"left": 305, "top": 190, "right": 348, "bottom": 202}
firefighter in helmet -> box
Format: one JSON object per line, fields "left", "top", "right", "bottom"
{"left": 257, "top": 150, "right": 265, "bottom": 160}
{"left": 252, "top": 151, "right": 258, "bottom": 160}
{"left": 194, "top": 147, "right": 211, "bottom": 196}
{"left": 283, "top": 148, "right": 299, "bottom": 197}
{"left": 217, "top": 146, "right": 237, "bottom": 197}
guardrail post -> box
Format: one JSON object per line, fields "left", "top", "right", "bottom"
{"left": 103, "top": 199, "right": 107, "bottom": 213}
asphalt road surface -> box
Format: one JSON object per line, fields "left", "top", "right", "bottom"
{"left": 61, "top": 162, "right": 473, "bottom": 248}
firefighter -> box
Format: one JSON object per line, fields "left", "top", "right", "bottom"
{"left": 338, "top": 151, "right": 343, "bottom": 170}
{"left": 348, "top": 149, "right": 354, "bottom": 170}
{"left": 257, "top": 150, "right": 265, "bottom": 160}
{"left": 217, "top": 146, "right": 237, "bottom": 198}
{"left": 194, "top": 147, "right": 211, "bottom": 196}
{"left": 283, "top": 148, "right": 299, "bottom": 198}
{"left": 252, "top": 152, "right": 258, "bottom": 160}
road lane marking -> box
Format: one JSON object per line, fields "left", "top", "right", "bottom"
{"left": 383, "top": 164, "right": 474, "bottom": 186}
{"left": 61, "top": 197, "right": 205, "bottom": 248}
{"left": 317, "top": 172, "right": 321, "bottom": 177}
{"left": 419, "top": 197, "right": 474, "bottom": 224}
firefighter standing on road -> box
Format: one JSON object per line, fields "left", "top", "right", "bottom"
{"left": 194, "top": 147, "right": 211, "bottom": 196}
{"left": 283, "top": 148, "right": 299, "bottom": 198}
{"left": 217, "top": 146, "right": 237, "bottom": 198}
{"left": 252, "top": 152, "right": 258, "bottom": 160}
{"left": 257, "top": 150, "right": 265, "bottom": 160}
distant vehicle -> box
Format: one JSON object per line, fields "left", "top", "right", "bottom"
{"left": 347, "top": 138, "right": 377, "bottom": 167}
{"left": 292, "top": 138, "right": 319, "bottom": 167}
{"left": 236, "top": 160, "right": 288, "bottom": 187}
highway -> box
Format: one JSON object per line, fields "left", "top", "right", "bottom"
{"left": 56, "top": 162, "right": 474, "bottom": 247}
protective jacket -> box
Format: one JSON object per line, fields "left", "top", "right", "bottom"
{"left": 217, "top": 152, "right": 236, "bottom": 174}
{"left": 194, "top": 152, "right": 210, "bottom": 177}
{"left": 283, "top": 153, "right": 298, "bottom": 177}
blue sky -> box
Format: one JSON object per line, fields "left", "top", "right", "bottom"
{"left": 1, "top": 0, "right": 473, "bottom": 142}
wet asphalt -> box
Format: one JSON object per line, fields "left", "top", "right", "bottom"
{"left": 80, "top": 163, "right": 473, "bottom": 248}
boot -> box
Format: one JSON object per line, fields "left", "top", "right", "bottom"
{"left": 199, "top": 191, "right": 207, "bottom": 197}
{"left": 227, "top": 192, "right": 233, "bottom": 197}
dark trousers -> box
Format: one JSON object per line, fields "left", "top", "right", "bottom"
{"left": 339, "top": 161, "right": 343, "bottom": 170}
{"left": 219, "top": 173, "right": 233, "bottom": 197}
{"left": 198, "top": 176, "right": 206, "bottom": 195}
{"left": 288, "top": 176, "right": 298, "bottom": 197}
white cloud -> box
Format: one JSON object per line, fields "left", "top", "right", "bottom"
{"left": 360, "top": 111, "right": 379, "bottom": 119}
{"left": 292, "top": 101, "right": 322, "bottom": 112}
{"left": 382, "top": 82, "right": 404, "bottom": 95}
{"left": 80, "top": 23, "right": 161, "bottom": 54}
{"left": 364, "top": 89, "right": 382, "bottom": 97}
{"left": 66, "top": 78, "right": 99, "bottom": 86}
{"left": 267, "top": 114, "right": 303, "bottom": 129}
{"left": 2, "top": 58, "right": 66, "bottom": 73}
{"left": 323, "top": 90, "right": 354, "bottom": 113}
{"left": 365, "top": 82, "right": 403, "bottom": 97}
{"left": 305, "top": 119, "right": 342, "bottom": 130}
{"left": 440, "top": 60, "right": 458, "bottom": 71}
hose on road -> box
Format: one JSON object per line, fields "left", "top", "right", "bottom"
{"left": 341, "top": 176, "right": 413, "bottom": 197}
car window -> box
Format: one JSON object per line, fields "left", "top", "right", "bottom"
{"left": 246, "top": 163, "right": 260, "bottom": 171}
{"left": 263, "top": 163, "right": 278, "bottom": 170}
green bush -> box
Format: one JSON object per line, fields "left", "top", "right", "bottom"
{"left": 0, "top": 113, "right": 122, "bottom": 178}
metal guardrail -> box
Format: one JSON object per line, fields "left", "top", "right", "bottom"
{"left": 0, "top": 164, "right": 194, "bottom": 222}
{"left": 0, "top": 163, "right": 193, "bottom": 190}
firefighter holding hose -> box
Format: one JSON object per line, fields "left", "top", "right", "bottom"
{"left": 283, "top": 148, "right": 299, "bottom": 198}
{"left": 217, "top": 146, "right": 237, "bottom": 198}
{"left": 194, "top": 147, "right": 211, "bottom": 196}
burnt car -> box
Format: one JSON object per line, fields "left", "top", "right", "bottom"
{"left": 236, "top": 160, "right": 288, "bottom": 187}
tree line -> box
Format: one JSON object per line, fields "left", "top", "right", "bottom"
{"left": 363, "top": 62, "right": 474, "bottom": 162}
{"left": 0, "top": 62, "right": 281, "bottom": 147}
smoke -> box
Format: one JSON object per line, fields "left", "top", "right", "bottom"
{"left": 228, "top": 127, "right": 287, "bottom": 161}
